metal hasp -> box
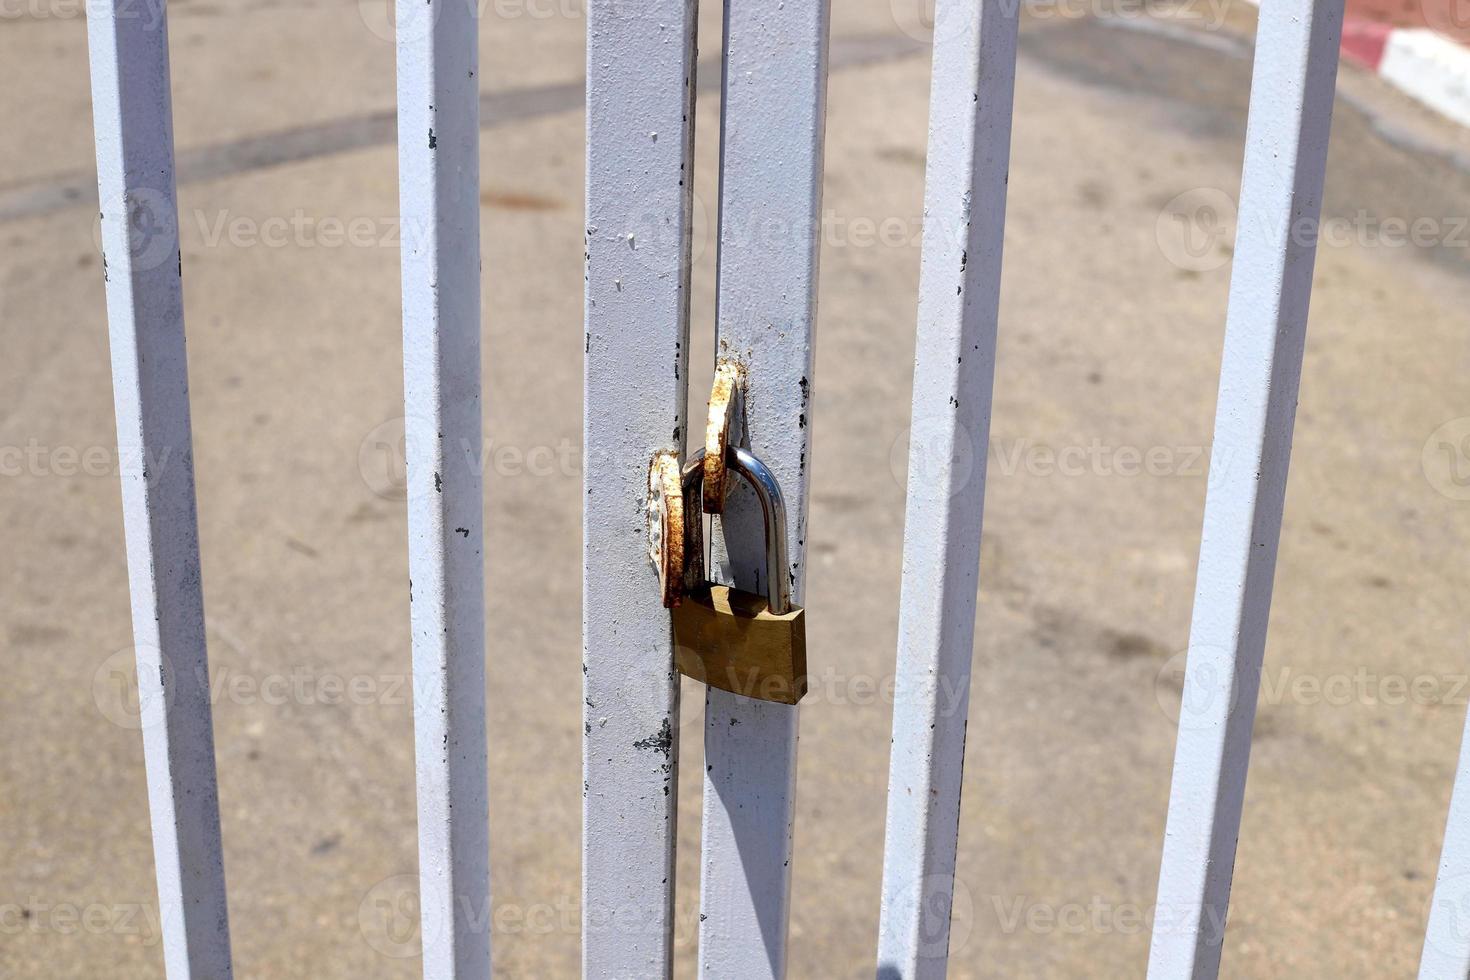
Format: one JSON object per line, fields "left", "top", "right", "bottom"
{"left": 702, "top": 358, "right": 744, "bottom": 516}
{"left": 649, "top": 451, "right": 688, "bottom": 610}
{"left": 672, "top": 448, "right": 807, "bottom": 706}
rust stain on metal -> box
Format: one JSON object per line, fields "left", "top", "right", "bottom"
{"left": 703, "top": 358, "right": 745, "bottom": 516}
{"left": 648, "top": 451, "right": 685, "bottom": 608}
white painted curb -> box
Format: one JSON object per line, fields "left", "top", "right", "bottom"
{"left": 1234, "top": 0, "right": 1470, "bottom": 132}
{"left": 1380, "top": 28, "right": 1470, "bottom": 129}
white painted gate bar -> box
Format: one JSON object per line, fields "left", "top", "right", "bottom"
{"left": 394, "top": 0, "right": 491, "bottom": 970}
{"left": 85, "top": 2, "right": 233, "bottom": 975}
{"left": 698, "top": 2, "right": 830, "bottom": 976}
{"left": 1146, "top": 0, "right": 1343, "bottom": 974}
{"left": 1419, "top": 708, "right": 1470, "bottom": 977}
{"left": 582, "top": 0, "right": 698, "bottom": 974}
{"left": 875, "top": 0, "right": 1019, "bottom": 974}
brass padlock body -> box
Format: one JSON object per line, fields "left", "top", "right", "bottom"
{"left": 673, "top": 584, "right": 807, "bottom": 705}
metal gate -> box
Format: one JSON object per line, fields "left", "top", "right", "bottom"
{"left": 80, "top": 0, "right": 1470, "bottom": 975}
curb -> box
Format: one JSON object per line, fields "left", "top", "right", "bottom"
{"left": 1372, "top": 27, "right": 1470, "bottom": 129}
{"left": 1242, "top": 0, "right": 1470, "bottom": 129}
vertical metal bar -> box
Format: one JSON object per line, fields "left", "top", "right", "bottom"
{"left": 697, "top": 2, "right": 830, "bottom": 976}
{"left": 1419, "top": 710, "right": 1470, "bottom": 978}
{"left": 1146, "top": 0, "right": 1343, "bottom": 975}
{"left": 85, "top": 2, "right": 233, "bottom": 976}
{"left": 874, "top": 0, "right": 1019, "bottom": 974}
{"left": 395, "top": 0, "right": 489, "bottom": 970}
{"left": 582, "top": 0, "right": 698, "bottom": 974}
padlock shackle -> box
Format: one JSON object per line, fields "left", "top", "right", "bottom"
{"left": 682, "top": 446, "right": 791, "bottom": 615}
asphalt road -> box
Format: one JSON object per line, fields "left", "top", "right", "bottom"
{"left": 4, "top": 0, "right": 1470, "bottom": 976}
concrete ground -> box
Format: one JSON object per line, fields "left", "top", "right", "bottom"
{"left": 4, "top": 0, "right": 1470, "bottom": 976}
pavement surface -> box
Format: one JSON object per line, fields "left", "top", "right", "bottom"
{"left": 5, "top": 0, "right": 1470, "bottom": 977}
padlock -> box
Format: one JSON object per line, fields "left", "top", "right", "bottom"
{"left": 672, "top": 445, "right": 807, "bottom": 705}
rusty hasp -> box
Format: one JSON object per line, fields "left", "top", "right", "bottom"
{"left": 702, "top": 358, "right": 745, "bottom": 516}
{"left": 647, "top": 451, "right": 686, "bottom": 609}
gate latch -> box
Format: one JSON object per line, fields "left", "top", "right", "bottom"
{"left": 647, "top": 362, "right": 807, "bottom": 705}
